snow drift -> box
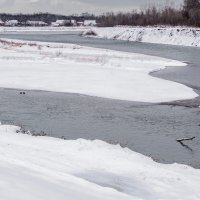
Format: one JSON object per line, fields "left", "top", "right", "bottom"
{"left": 1, "top": 124, "right": 200, "bottom": 200}
{"left": 84, "top": 26, "right": 200, "bottom": 47}
{"left": 0, "top": 39, "right": 197, "bottom": 103}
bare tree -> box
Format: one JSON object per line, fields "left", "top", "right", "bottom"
{"left": 184, "top": 0, "right": 200, "bottom": 11}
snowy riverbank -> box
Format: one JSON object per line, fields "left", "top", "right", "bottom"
{"left": 1, "top": 26, "right": 200, "bottom": 47}
{"left": 0, "top": 26, "right": 89, "bottom": 32}
{"left": 0, "top": 38, "right": 197, "bottom": 103}
{"left": 1, "top": 124, "right": 200, "bottom": 200}
{"left": 84, "top": 26, "right": 200, "bottom": 47}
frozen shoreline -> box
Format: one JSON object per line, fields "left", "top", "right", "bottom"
{"left": 1, "top": 124, "right": 200, "bottom": 200}
{"left": 84, "top": 26, "right": 200, "bottom": 47}
{"left": 1, "top": 30, "right": 200, "bottom": 199}
{"left": 0, "top": 38, "right": 197, "bottom": 103}
{"left": 0, "top": 26, "right": 90, "bottom": 32}
{"left": 1, "top": 26, "right": 200, "bottom": 47}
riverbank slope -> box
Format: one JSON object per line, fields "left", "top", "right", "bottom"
{"left": 84, "top": 26, "right": 200, "bottom": 47}
{"left": 1, "top": 124, "right": 200, "bottom": 200}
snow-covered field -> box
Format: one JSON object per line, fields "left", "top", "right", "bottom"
{"left": 0, "top": 26, "right": 90, "bottom": 32}
{"left": 0, "top": 38, "right": 197, "bottom": 103}
{"left": 84, "top": 26, "right": 200, "bottom": 47}
{"left": 1, "top": 124, "right": 200, "bottom": 200}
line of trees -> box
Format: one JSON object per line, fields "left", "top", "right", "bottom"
{"left": 0, "top": 0, "right": 199, "bottom": 27}
{"left": 0, "top": 13, "right": 96, "bottom": 24}
{"left": 97, "top": 0, "right": 200, "bottom": 27}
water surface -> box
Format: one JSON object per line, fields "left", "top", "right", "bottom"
{"left": 0, "top": 31, "right": 200, "bottom": 167}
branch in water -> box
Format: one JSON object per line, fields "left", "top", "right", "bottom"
{"left": 177, "top": 137, "right": 195, "bottom": 143}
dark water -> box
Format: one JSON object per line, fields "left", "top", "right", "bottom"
{"left": 0, "top": 32, "right": 200, "bottom": 168}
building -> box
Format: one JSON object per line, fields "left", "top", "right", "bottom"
{"left": 51, "top": 20, "right": 71, "bottom": 26}
{"left": 83, "top": 20, "right": 97, "bottom": 27}
{"left": 51, "top": 22, "right": 60, "bottom": 27}
{"left": 77, "top": 21, "right": 84, "bottom": 26}
{"left": 26, "top": 21, "right": 48, "bottom": 27}
{"left": 5, "top": 20, "right": 19, "bottom": 26}
{"left": 0, "top": 19, "right": 4, "bottom": 26}
{"left": 70, "top": 20, "right": 77, "bottom": 26}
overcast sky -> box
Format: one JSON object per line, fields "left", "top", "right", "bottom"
{"left": 0, "top": 0, "right": 183, "bottom": 15}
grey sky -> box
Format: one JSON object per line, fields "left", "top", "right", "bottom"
{"left": 0, "top": 0, "right": 183, "bottom": 15}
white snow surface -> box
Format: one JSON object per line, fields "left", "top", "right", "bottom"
{"left": 0, "top": 38, "right": 197, "bottom": 102}
{"left": 0, "top": 124, "right": 200, "bottom": 200}
{"left": 84, "top": 26, "right": 200, "bottom": 47}
{"left": 0, "top": 26, "right": 90, "bottom": 32}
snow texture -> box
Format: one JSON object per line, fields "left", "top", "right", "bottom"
{"left": 0, "top": 38, "right": 197, "bottom": 103}
{"left": 0, "top": 26, "right": 90, "bottom": 32}
{"left": 84, "top": 26, "right": 200, "bottom": 47}
{"left": 0, "top": 124, "right": 200, "bottom": 200}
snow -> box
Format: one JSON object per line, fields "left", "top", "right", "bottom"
{"left": 26, "top": 21, "right": 48, "bottom": 26}
{"left": 84, "top": 26, "right": 200, "bottom": 47}
{"left": 0, "top": 19, "right": 4, "bottom": 25}
{"left": 0, "top": 26, "right": 90, "bottom": 32}
{"left": 4, "top": 20, "right": 19, "bottom": 26}
{"left": 84, "top": 20, "right": 97, "bottom": 26}
{"left": 51, "top": 20, "right": 71, "bottom": 26}
{"left": 0, "top": 38, "right": 197, "bottom": 103}
{"left": 1, "top": 26, "right": 200, "bottom": 47}
{"left": 0, "top": 124, "right": 200, "bottom": 200}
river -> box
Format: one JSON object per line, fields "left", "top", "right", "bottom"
{"left": 0, "top": 31, "right": 200, "bottom": 168}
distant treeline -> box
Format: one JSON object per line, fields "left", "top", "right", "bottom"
{"left": 0, "top": 13, "right": 96, "bottom": 24}
{"left": 98, "top": 0, "right": 200, "bottom": 27}
{"left": 0, "top": 0, "right": 200, "bottom": 27}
